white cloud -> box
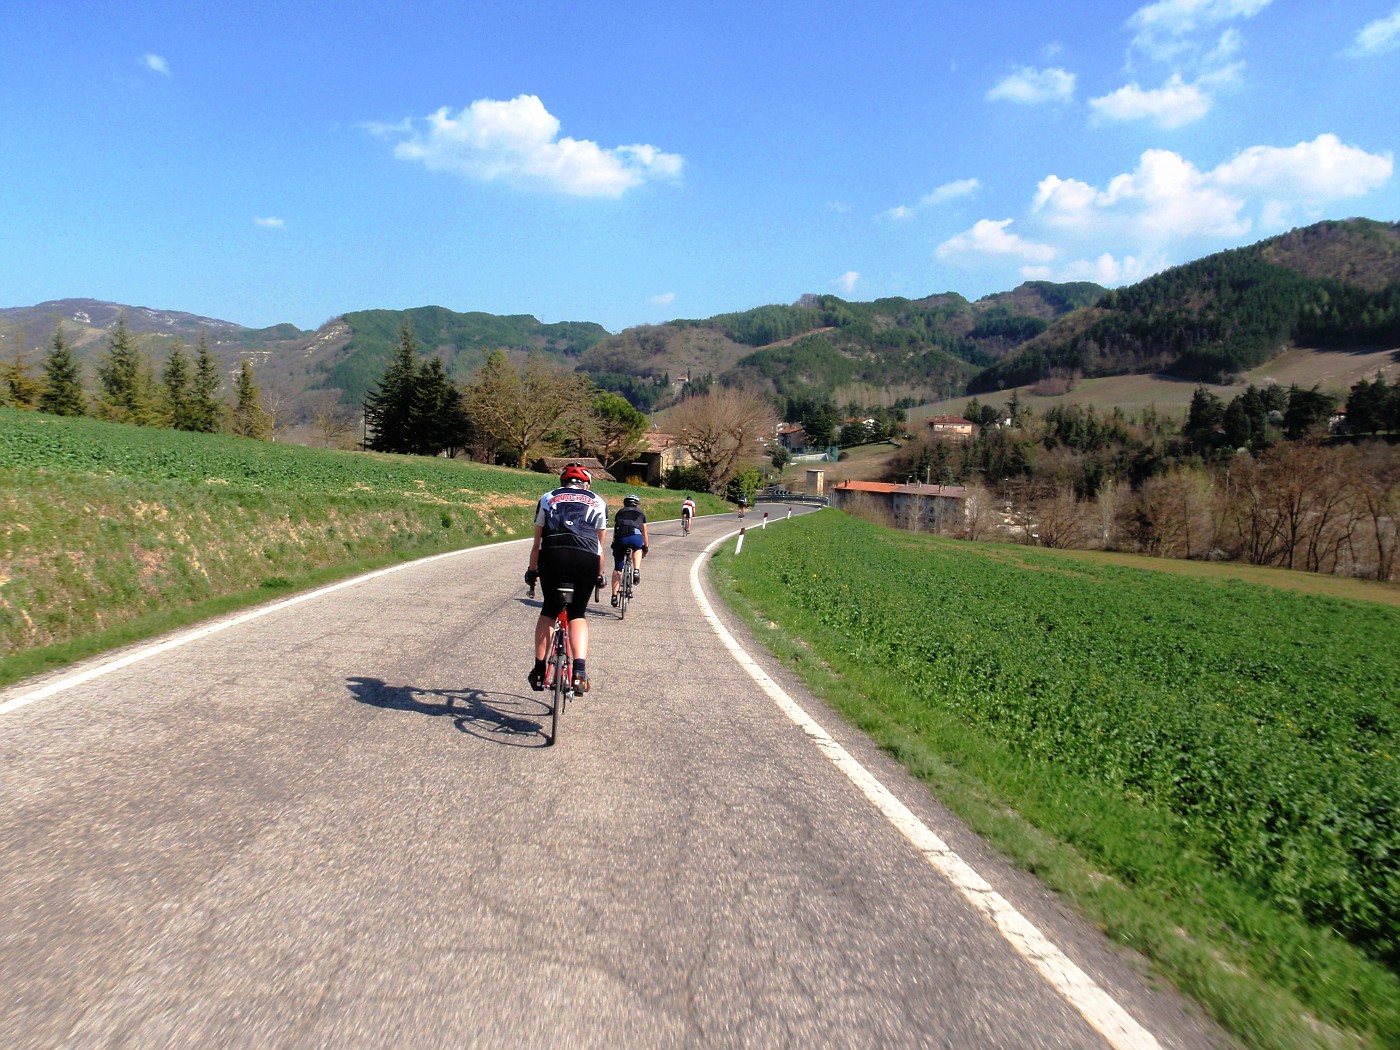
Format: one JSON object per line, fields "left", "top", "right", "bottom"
{"left": 254, "top": 216, "right": 285, "bottom": 228}
{"left": 1128, "top": 0, "right": 1273, "bottom": 63}
{"left": 883, "top": 179, "right": 979, "bottom": 221}
{"left": 938, "top": 134, "right": 1392, "bottom": 288}
{"left": 380, "top": 94, "right": 683, "bottom": 198}
{"left": 987, "top": 66, "right": 1076, "bottom": 105}
{"left": 833, "top": 271, "right": 860, "bottom": 294}
{"left": 937, "top": 219, "right": 1057, "bottom": 263}
{"left": 649, "top": 292, "right": 676, "bottom": 305}
{"left": 143, "top": 53, "right": 169, "bottom": 75}
{"left": 1212, "top": 133, "right": 1394, "bottom": 202}
{"left": 922, "top": 178, "right": 981, "bottom": 206}
{"left": 1053, "top": 252, "right": 1165, "bottom": 285}
{"left": 1350, "top": 5, "right": 1400, "bottom": 55}
{"left": 1089, "top": 74, "right": 1212, "bottom": 128}
{"left": 1033, "top": 148, "right": 1253, "bottom": 240}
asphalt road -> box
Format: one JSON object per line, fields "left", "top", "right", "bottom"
{"left": 0, "top": 507, "right": 1233, "bottom": 1049}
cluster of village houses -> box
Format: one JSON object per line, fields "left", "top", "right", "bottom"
{"left": 531, "top": 414, "right": 980, "bottom": 532}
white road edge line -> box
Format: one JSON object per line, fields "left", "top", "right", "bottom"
{"left": 692, "top": 529, "right": 1162, "bottom": 1050}
{"left": 0, "top": 544, "right": 504, "bottom": 718}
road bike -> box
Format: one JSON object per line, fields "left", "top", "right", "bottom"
{"left": 681, "top": 513, "right": 692, "bottom": 536}
{"left": 529, "top": 579, "right": 576, "bottom": 746}
{"left": 616, "top": 549, "right": 636, "bottom": 619}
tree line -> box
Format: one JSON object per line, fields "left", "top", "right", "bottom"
{"left": 973, "top": 242, "right": 1400, "bottom": 392}
{"left": 884, "top": 380, "right": 1400, "bottom": 581}
{"left": 1, "top": 314, "right": 272, "bottom": 438}
{"left": 361, "top": 321, "right": 654, "bottom": 474}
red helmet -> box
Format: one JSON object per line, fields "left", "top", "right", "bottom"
{"left": 560, "top": 463, "right": 591, "bottom": 485}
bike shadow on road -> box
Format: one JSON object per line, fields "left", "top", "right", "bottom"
{"left": 345, "top": 676, "right": 549, "bottom": 748}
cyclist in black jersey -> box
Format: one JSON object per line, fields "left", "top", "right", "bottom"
{"left": 525, "top": 464, "right": 607, "bottom": 693}
{"left": 609, "top": 494, "right": 649, "bottom": 607}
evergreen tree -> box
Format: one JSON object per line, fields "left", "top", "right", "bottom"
{"left": 230, "top": 360, "right": 272, "bottom": 439}
{"left": 2, "top": 327, "right": 43, "bottom": 409}
{"left": 95, "top": 313, "right": 152, "bottom": 424}
{"left": 1183, "top": 386, "right": 1225, "bottom": 451}
{"left": 160, "top": 340, "right": 195, "bottom": 430}
{"left": 363, "top": 322, "right": 420, "bottom": 453}
{"left": 1282, "top": 385, "right": 1337, "bottom": 441}
{"left": 38, "top": 324, "right": 85, "bottom": 416}
{"left": 1346, "top": 373, "right": 1390, "bottom": 435}
{"left": 188, "top": 333, "right": 223, "bottom": 433}
{"left": 409, "top": 356, "right": 470, "bottom": 455}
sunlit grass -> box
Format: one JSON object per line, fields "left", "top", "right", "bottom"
{"left": 710, "top": 512, "right": 1400, "bottom": 1050}
{"left": 0, "top": 408, "right": 720, "bottom": 682}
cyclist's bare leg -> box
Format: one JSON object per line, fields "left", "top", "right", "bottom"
{"left": 568, "top": 617, "right": 589, "bottom": 660}
{"left": 534, "top": 614, "right": 554, "bottom": 661}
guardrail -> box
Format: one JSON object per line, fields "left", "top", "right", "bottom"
{"left": 752, "top": 493, "right": 829, "bottom": 507}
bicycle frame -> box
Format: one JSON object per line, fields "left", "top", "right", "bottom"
{"left": 617, "top": 549, "right": 634, "bottom": 619}
{"left": 530, "top": 580, "right": 575, "bottom": 745}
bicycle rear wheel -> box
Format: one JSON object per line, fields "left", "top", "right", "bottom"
{"left": 619, "top": 553, "right": 631, "bottom": 619}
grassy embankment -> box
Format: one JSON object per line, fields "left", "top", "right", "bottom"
{"left": 710, "top": 513, "right": 1399, "bottom": 1050}
{"left": 0, "top": 408, "right": 722, "bottom": 686}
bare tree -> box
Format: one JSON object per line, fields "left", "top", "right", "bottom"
{"left": 1353, "top": 444, "right": 1400, "bottom": 581}
{"left": 465, "top": 351, "right": 591, "bottom": 468}
{"left": 669, "top": 387, "right": 778, "bottom": 493}
{"left": 957, "top": 480, "right": 1001, "bottom": 541}
{"left": 307, "top": 390, "right": 359, "bottom": 449}
{"left": 1031, "top": 483, "right": 1089, "bottom": 549}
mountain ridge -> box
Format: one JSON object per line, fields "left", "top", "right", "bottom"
{"left": 4, "top": 218, "right": 1397, "bottom": 424}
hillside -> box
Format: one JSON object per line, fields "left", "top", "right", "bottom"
{"left": 910, "top": 344, "right": 1400, "bottom": 425}
{"left": 576, "top": 283, "right": 1105, "bottom": 410}
{"left": 972, "top": 218, "right": 1400, "bottom": 392}
{"left": 6, "top": 218, "right": 1398, "bottom": 428}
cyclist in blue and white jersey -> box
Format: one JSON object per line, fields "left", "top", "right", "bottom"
{"left": 525, "top": 463, "right": 607, "bottom": 692}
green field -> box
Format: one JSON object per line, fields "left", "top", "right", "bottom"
{"left": 907, "top": 345, "right": 1400, "bottom": 423}
{"left": 0, "top": 408, "right": 716, "bottom": 683}
{"left": 711, "top": 513, "right": 1400, "bottom": 1050}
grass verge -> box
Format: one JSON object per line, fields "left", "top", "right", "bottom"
{"left": 708, "top": 512, "right": 1400, "bottom": 1050}
{"left": 0, "top": 409, "right": 723, "bottom": 686}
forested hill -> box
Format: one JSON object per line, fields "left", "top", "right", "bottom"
{"left": 970, "top": 218, "right": 1400, "bottom": 393}
{"left": 6, "top": 218, "right": 1397, "bottom": 419}
{"left": 316, "top": 306, "right": 610, "bottom": 407}
{"left": 576, "top": 282, "right": 1105, "bottom": 409}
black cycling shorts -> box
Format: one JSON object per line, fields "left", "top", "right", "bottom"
{"left": 539, "top": 547, "right": 597, "bottom": 618}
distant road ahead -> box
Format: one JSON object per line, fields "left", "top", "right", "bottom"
{"left": 0, "top": 508, "right": 1228, "bottom": 1048}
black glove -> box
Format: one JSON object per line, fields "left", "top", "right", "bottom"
{"left": 641, "top": 545, "right": 649, "bottom": 554}
{"left": 524, "top": 569, "right": 538, "bottom": 586}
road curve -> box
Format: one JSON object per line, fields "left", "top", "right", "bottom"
{"left": 0, "top": 508, "right": 1229, "bottom": 1048}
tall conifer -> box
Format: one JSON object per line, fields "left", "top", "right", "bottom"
{"left": 38, "top": 324, "right": 85, "bottom": 417}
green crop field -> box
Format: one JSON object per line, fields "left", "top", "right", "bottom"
{"left": 711, "top": 512, "right": 1400, "bottom": 1050}
{"left": 0, "top": 408, "right": 713, "bottom": 683}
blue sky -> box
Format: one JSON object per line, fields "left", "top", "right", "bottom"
{"left": 2, "top": 0, "right": 1397, "bottom": 334}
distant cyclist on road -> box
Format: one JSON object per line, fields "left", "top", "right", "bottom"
{"left": 609, "top": 494, "right": 649, "bottom": 607}
{"left": 736, "top": 495, "right": 747, "bottom": 519}
{"left": 525, "top": 464, "right": 607, "bottom": 693}
{"left": 680, "top": 495, "right": 696, "bottom": 533}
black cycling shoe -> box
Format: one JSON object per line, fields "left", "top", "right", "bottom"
{"left": 528, "top": 668, "right": 545, "bottom": 691}
{"left": 610, "top": 594, "right": 619, "bottom": 607}
{"left": 633, "top": 570, "right": 641, "bottom": 583}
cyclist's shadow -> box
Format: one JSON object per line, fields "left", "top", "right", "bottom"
{"left": 345, "top": 676, "right": 549, "bottom": 748}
